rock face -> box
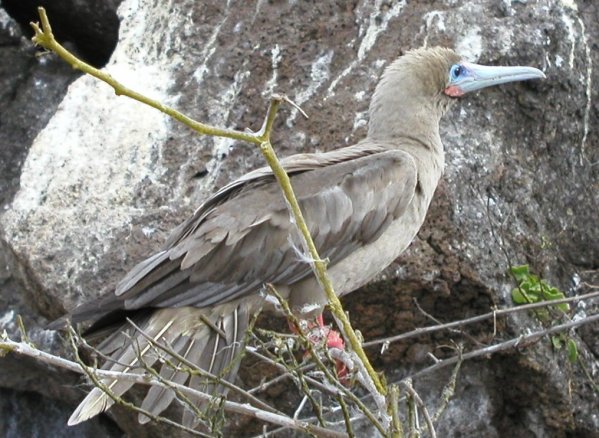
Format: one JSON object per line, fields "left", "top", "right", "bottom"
{"left": 1, "top": 0, "right": 597, "bottom": 437}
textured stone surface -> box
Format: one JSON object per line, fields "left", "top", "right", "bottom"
{"left": 0, "top": 388, "right": 121, "bottom": 438}
{"left": 2, "top": 0, "right": 120, "bottom": 65}
{"left": 0, "top": 2, "right": 121, "bottom": 436}
{"left": 0, "top": 0, "right": 597, "bottom": 436}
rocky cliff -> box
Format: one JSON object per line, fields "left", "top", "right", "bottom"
{"left": 0, "top": 0, "right": 597, "bottom": 436}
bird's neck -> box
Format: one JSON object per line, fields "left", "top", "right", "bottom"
{"left": 366, "top": 92, "right": 447, "bottom": 198}
{"left": 368, "top": 90, "right": 446, "bottom": 150}
{"left": 367, "top": 97, "right": 445, "bottom": 159}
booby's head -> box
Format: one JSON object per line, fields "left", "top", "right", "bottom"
{"left": 443, "top": 55, "right": 545, "bottom": 98}
{"left": 368, "top": 46, "right": 545, "bottom": 142}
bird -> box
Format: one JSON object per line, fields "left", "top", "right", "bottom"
{"left": 52, "top": 46, "right": 544, "bottom": 427}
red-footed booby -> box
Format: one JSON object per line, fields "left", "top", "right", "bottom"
{"left": 53, "top": 47, "right": 544, "bottom": 427}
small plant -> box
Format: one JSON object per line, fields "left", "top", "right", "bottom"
{"left": 510, "top": 264, "right": 570, "bottom": 315}
{"left": 510, "top": 264, "right": 577, "bottom": 362}
{"left": 550, "top": 334, "right": 578, "bottom": 363}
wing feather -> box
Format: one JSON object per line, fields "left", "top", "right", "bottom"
{"left": 69, "top": 145, "right": 417, "bottom": 328}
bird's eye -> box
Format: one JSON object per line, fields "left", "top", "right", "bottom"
{"left": 450, "top": 64, "right": 463, "bottom": 80}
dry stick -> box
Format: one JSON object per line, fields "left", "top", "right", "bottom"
{"left": 30, "top": 5, "right": 385, "bottom": 398}
{"left": 337, "top": 394, "right": 355, "bottom": 438}
{"left": 125, "top": 319, "right": 279, "bottom": 416}
{"left": 412, "top": 297, "right": 484, "bottom": 347}
{"left": 432, "top": 345, "right": 462, "bottom": 423}
{"left": 364, "top": 290, "right": 599, "bottom": 348}
{"left": 0, "top": 335, "right": 349, "bottom": 438}
{"left": 403, "top": 312, "right": 599, "bottom": 382}
{"left": 66, "top": 329, "right": 211, "bottom": 437}
{"left": 405, "top": 383, "right": 417, "bottom": 438}
{"left": 401, "top": 379, "right": 436, "bottom": 438}
{"left": 266, "top": 285, "right": 387, "bottom": 435}
{"left": 389, "top": 385, "right": 404, "bottom": 438}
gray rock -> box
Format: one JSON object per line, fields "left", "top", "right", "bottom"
{"left": 1, "top": 0, "right": 597, "bottom": 436}
{"left": 2, "top": 0, "right": 121, "bottom": 66}
{"left": 0, "top": 388, "right": 120, "bottom": 438}
{"left": 0, "top": 2, "right": 121, "bottom": 436}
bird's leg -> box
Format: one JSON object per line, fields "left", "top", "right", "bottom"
{"left": 290, "top": 314, "right": 348, "bottom": 382}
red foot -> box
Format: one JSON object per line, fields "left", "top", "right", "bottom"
{"left": 289, "top": 314, "right": 349, "bottom": 383}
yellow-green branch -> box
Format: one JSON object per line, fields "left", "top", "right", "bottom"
{"left": 30, "top": 8, "right": 256, "bottom": 144}
{"left": 259, "top": 139, "right": 386, "bottom": 395}
{"left": 30, "top": 6, "right": 386, "bottom": 397}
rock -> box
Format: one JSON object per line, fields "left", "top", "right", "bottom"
{"left": 0, "top": 0, "right": 597, "bottom": 436}
{"left": 2, "top": 0, "right": 120, "bottom": 66}
{"left": 0, "top": 388, "right": 120, "bottom": 438}
{"left": 0, "top": 2, "right": 121, "bottom": 436}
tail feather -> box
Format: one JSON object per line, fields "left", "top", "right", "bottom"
{"left": 68, "top": 303, "right": 253, "bottom": 428}
{"left": 138, "top": 335, "right": 206, "bottom": 423}
{"left": 182, "top": 307, "right": 249, "bottom": 428}
{"left": 68, "top": 313, "right": 178, "bottom": 425}
{"left": 68, "top": 320, "right": 173, "bottom": 426}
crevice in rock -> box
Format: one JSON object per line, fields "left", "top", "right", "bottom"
{"left": 2, "top": 0, "right": 122, "bottom": 67}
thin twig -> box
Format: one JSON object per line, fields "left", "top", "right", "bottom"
{"left": 1, "top": 334, "right": 349, "bottom": 438}
{"left": 67, "top": 328, "right": 210, "bottom": 436}
{"left": 125, "top": 318, "right": 279, "bottom": 415}
{"left": 337, "top": 394, "right": 355, "bottom": 438}
{"left": 403, "top": 312, "right": 599, "bottom": 382}
{"left": 432, "top": 345, "right": 462, "bottom": 423}
{"left": 389, "top": 385, "right": 404, "bottom": 438}
{"left": 412, "top": 298, "right": 483, "bottom": 347}
{"left": 401, "top": 380, "right": 436, "bottom": 438}
{"left": 365, "top": 291, "right": 599, "bottom": 347}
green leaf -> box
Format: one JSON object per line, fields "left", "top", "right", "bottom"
{"left": 544, "top": 287, "right": 563, "bottom": 300}
{"left": 567, "top": 339, "right": 578, "bottom": 363}
{"left": 512, "top": 288, "right": 532, "bottom": 304}
{"left": 528, "top": 281, "right": 542, "bottom": 295}
{"left": 551, "top": 335, "right": 563, "bottom": 350}
{"left": 556, "top": 303, "right": 570, "bottom": 313}
{"left": 510, "top": 265, "right": 530, "bottom": 282}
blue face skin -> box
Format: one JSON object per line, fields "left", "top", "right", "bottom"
{"left": 444, "top": 61, "right": 545, "bottom": 97}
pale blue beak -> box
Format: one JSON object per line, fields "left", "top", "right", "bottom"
{"left": 445, "top": 61, "right": 545, "bottom": 97}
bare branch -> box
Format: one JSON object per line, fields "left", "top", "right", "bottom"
{"left": 124, "top": 318, "right": 278, "bottom": 416}
{"left": 401, "top": 379, "right": 436, "bottom": 438}
{"left": 30, "top": 8, "right": 258, "bottom": 144}
{"left": 432, "top": 345, "right": 462, "bottom": 423}
{"left": 404, "top": 312, "right": 599, "bottom": 382}
{"left": 0, "top": 334, "right": 349, "bottom": 438}
{"left": 389, "top": 385, "right": 404, "bottom": 438}
{"left": 365, "top": 290, "right": 599, "bottom": 348}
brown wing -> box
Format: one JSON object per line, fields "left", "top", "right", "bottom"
{"left": 68, "top": 145, "right": 417, "bottom": 324}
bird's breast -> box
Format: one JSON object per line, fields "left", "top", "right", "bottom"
{"left": 286, "top": 182, "right": 436, "bottom": 314}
